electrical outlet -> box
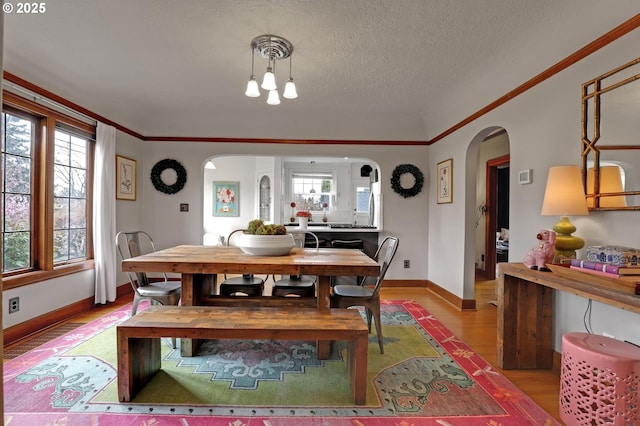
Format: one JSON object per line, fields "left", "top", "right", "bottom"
{"left": 404, "top": 259, "right": 410, "bottom": 268}
{"left": 9, "top": 297, "right": 20, "bottom": 314}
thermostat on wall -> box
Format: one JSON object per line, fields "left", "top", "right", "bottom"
{"left": 518, "top": 169, "right": 532, "bottom": 185}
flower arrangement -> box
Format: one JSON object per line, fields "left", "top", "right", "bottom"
{"left": 296, "top": 210, "right": 312, "bottom": 218}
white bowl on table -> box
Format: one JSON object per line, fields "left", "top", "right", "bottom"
{"left": 237, "top": 234, "right": 295, "bottom": 256}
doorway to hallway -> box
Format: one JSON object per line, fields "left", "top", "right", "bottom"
{"left": 484, "top": 154, "right": 510, "bottom": 280}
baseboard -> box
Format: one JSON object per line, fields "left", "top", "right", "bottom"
{"left": 3, "top": 283, "right": 133, "bottom": 347}
{"left": 427, "top": 280, "right": 477, "bottom": 311}
{"left": 382, "top": 279, "right": 428, "bottom": 288}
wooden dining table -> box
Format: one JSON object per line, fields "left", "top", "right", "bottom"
{"left": 121, "top": 245, "right": 380, "bottom": 357}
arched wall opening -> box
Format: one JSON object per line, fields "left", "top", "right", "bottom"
{"left": 464, "top": 127, "right": 510, "bottom": 300}
{"left": 201, "top": 155, "right": 382, "bottom": 245}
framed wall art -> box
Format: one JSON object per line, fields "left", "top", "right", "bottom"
{"left": 116, "top": 155, "right": 136, "bottom": 201}
{"left": 436, "top": 158, "right": 453, "bottom": 204}
{"left": 213, "top": 181, "right": 239, "bottom": 217}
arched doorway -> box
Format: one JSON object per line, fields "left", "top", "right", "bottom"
{"left": 464, "top": 127, "right": 510, "bottom": 302}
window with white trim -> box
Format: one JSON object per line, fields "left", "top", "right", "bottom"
{"left": 291, "top": 172, "right": 334, "bottom": 212}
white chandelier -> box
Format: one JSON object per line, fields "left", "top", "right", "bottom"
{"left": 245, "top": 34, "right": 297, "bottom": 105}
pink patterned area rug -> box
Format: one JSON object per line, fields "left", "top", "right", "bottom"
{"left": 3, "top": 300, "right": 559, "bottom": 425}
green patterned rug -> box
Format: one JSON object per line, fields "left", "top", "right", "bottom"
{"left": 3, "top": 300, "right": 559, "bottom": 425}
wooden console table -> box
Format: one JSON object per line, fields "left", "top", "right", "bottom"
{"left": 497, "top": 263, "right": 640, "bottom": 370}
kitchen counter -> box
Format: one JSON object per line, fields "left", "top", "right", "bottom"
{"left": 286, "top": 224, "right": 380, "bottom": 232}
{"left": 286, "top": 224, "right": 380, "bottom": 257}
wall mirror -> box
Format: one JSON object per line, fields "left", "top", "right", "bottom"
{"left": 581, "top": 57, "right": 640, "bottom": 210}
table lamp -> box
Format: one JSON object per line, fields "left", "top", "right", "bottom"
{"left": 540, "top": 165, "right": 589, "bottom": 263}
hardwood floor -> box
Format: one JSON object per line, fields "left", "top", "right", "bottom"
{"left": 3, "top": 277, "right": 562, "bottom": 423}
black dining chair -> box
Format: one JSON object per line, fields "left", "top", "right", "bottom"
{"left": 219, "top": 229, "right": 266, "bottom": 297}
{"left": 271, "top": 231, "right": 320, "bottom": 297}
{"left": 330, "top": 236, "right": 399, "bottom": 354}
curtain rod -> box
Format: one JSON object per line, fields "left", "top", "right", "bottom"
{"left": 2, "top": 80, "right": 98, "bottom": 126}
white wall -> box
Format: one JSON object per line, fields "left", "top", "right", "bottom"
{"left": 429, "top": 29, "right": 640, "bottom": 350}
{"left": 203, "top": 156, "right": 261, "bottom": 243}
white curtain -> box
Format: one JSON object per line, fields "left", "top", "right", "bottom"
{"left": 93, "top": 122, "right": 117, "bottom": 304}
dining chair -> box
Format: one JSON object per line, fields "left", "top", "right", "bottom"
{"left": 330, "top": 236, "right": 399, "bottom": 354}
{"left": 219, "top": 229, "right": 266, "bottom": 297}
{"left": 115, "top": 230, "right": 182, "bottom": 348}
{"left": 271, "top": 231, "right": 320, "bottom": 297}
{"left": 331, "top": 236, "right": 384, "bottom": 287}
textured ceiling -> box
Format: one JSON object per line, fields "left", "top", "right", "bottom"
{"left": 3, "top": 1, "right": 639, "bottom": 141}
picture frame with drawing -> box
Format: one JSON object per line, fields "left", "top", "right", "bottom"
{"left": 116, "top": 155, "right": 136, "bottom": 201}
{"left": 437, "top": 158, "right": 453, "bottom": 204}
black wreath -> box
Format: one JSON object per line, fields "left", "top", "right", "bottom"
{"left": 390, "top": 164, "right": 424, "bottom": 198}
{"left": 150, "top": 159, "right": 187, "bottom": 194}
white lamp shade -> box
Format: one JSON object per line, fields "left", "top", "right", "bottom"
{"left": 261, "top": 69, "right": 277, "bottom": 91}
{"left": 541, "top": 165, "right": 589, "bottom": 216}
{"left": 245, "top": 79, "right": 260, "bottom": 97}
{"left": 586, "top": 166, "right": 626, "bottom": 208}
{"left": 283, "top": 80, "right": 298, "bottom": 99}
{"left": 266, "top": 90, "right": 281, "bottom": 105}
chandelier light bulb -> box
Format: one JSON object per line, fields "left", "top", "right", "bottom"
{"left": 267, "top": 89, "right": 281, "bottom": 105}
{"left": 261, "top": 67, "right": 277, "bottom": 91}
{"left": 283, "top": 79, "right": 298, "bottom": 99}
{"left": 245, "top": 77, "right": 260, "bottom": 97}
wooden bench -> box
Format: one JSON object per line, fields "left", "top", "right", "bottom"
{"left": 117, "top": 306, "right": 369, "bottom": 404}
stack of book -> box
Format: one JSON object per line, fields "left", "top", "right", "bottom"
{"left": 570, "top": 259, "right": 640, "bottom": 282}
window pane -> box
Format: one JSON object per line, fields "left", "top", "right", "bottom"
{"left": 53, "top": 128, "right": 89, "bottom": 263}
{"left": 3, "top": 231, "right": 30, "bottom": 271}
{"left": 356, "top": 187, "right": 370, "bottom": 213}
{"left": 3, "top": 194, "right": 31, "bottom": 231}
{"left": 4, "top": 115, "right": 32, "bottom": 156}
{"left": 54, "top": 197, "right": 70, "bottom": 229}
{"left": 2, "top": 112, "right": 33, "bottom": 273}
{"left": 69, "top": 229, "right": 86, "bottom": 259}
{"left": 70, "top": 167, "right": 86, "bottom": 198}
{"left": 54, "top": 164, "right": 70, "bottom": 197}
{"left": 70, "top": 136, "right": 87, "bottom": 168}
{"left": 4, "top": 154, "right": 31, "bottom": 193}
{"left": 54, "top": 130, "right": 70, "bottom": 165}
{"left": 53, "top": 230, "right": 69, "bottom": 263}
{"left": 69, "top": 198, "right": 86, "bottom": 228}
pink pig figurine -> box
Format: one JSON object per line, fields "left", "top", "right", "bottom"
{"left": 523, "top": 229, "right": 556, "bottom": 272}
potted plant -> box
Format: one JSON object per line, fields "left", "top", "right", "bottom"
{"left": 238, "top": 219, "right": 295, "bottom": 256}
{"left": 295, "top": 210, "right": 312, "bottom": 229}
